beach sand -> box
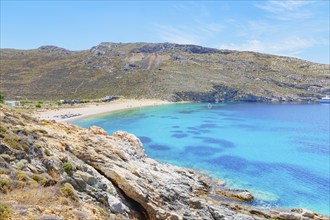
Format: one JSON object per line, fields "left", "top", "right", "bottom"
{"left": 36, "top": 99, "right": 171, "bottom": 122}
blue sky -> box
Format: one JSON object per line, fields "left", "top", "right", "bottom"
{"left": 1, "top": 1, "right": 329, "bottom": 64}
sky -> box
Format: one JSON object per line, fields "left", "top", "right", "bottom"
{"left": 1, "top": 0, "right": 329, "bottom": 64}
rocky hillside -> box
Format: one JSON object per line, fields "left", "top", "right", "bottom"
{"left": 0, "top": 104, "right": 328, "bottom": 220}
{"left": 0, "top": 43, "right": 329, "bottom": 102}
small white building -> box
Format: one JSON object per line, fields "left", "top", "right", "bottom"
{"left": 4, "top": 101, "right": 21, "bottom": 106}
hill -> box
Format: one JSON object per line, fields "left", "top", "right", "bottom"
{"left": 1, "top": 104, "right": 327, "bottom": 219}
{"left": 0, "top": 42, "right": 329, "bottom": 102}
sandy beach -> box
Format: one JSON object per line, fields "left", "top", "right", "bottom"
{"left": 36, "top": 99, "right": 171, "bottom": 122}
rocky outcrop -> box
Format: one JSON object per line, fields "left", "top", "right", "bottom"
{"left": 89, "top": 42, "right": 122, "bottom": 56}
{"left": 130, "top": 43, "right": 237, "bottom": 55}
{"left": 172, "top": 85, "right": 271, "bottom": 103}
{"left": 0, "top": 105, "right": 329, "bottom": 219}
{"left": 38, "top": 45, "right": 72, "bottom": 55}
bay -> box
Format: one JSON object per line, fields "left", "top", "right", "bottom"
{"left": 73, "top": 103, "right": 330, "bottom": 215}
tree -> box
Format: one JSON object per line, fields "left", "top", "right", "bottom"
{"left": 0, "top": 91, "right": 4, "bottom": 103}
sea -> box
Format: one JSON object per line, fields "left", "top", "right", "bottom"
{"left": 73, "top": 103, "right": 330, "bottom": 215}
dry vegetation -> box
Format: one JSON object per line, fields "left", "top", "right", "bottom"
{"left": 0, "top": 43, "right": 328, "bottom": 102}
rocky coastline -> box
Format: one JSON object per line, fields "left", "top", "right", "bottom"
{"left": 0, "top": 105, "right": 329, "bottom": 219}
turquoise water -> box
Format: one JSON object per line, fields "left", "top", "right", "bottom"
{"left": 73, "top": 103, "right": 330, "bottom": 215}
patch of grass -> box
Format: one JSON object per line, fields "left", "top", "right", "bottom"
{"left": 20, "top": 100, "right": 33, "bottom": 104}
{"left": 0, "top": 124, "right": 7, "bottom": 138}
{"left": 3, "top": 135, "right": 22, "bottom": 150}
{"left": 97, "top": 206, "right": 106, "bottom": 216}
{"left": 8, "top": 180, "right": 26, "bottom": 190}
{"left": 0, "top": 202, "right": 12, "bottom": 220}
{"left": 44, "top": 149, "right": 52, "bottom": 156}
{"left": 16, "top": 159, "right": 28, "bottom": 170}
{"left": 2, "top": 135, "right": 29, "bottom": 152}
{"left": 16, "top": 170, "right": 29, "bottom": 182}
{"left": 60, "top": 183, "right": 78, "bottom": 201}
{"left": 41, "top": 178, "right": 57, "bottom": 187}
{"left": 0, "top": 178, "right": 10, "bottom": 193}
{"left": 31, "top": 174, "right": 46, "bottom": 184}
{"left": 62, "top": 163, "right": 75, "bottom": 176}
{"left": 0, "top": 154, "right": 12, "bottom": 162}
{"left": 0, "top": 186, "right": 63, "bottom": 208}
{"left": 31, "top": 128, "right": 48, "bottom": 139}
{"left": 0, "top": 91, "right": 4, "bottom": 104}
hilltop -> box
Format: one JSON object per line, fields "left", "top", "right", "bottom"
{"left": 1, "top": 43, "right": 329, "bottom": 102}
{"left": 1, "top": 104, "right": 328, "bottom": 219}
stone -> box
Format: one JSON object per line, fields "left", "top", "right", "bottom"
{"left": 27, "top": 163, "right": 38, "bottom": 173}
{"left": 67, "top": 175, "right": 87, "bottom": 190}
{"left": 236, "top": 191, "right": 254, "bottom": 201}
{"left": 215, "top": 188, "right": 254, "bottom": 202}
{"left": 278, "top": 212, "right": 301, "bottom": 220}
{"left": 88, "top": 126, "right": 108, "bottom": 136}
{"left": 108, "top": 195, "right": 127, "bottom": 214}
{"left": 75, "top": 170, "right": 97, "bottom": 185}
{"left": 36, "top": 215, "right": 63, "bottom": 220}
{"left": 189, "top": 198, "right": 203, "bottom": 209}
{"left": 302, "top": 210, "right": 315, "bottom": 218}
{"left": 0, "top": 156, "right": 9, "bottom": 168}
{"left": 249, "top": 209, "right": 271, "bottom": 218}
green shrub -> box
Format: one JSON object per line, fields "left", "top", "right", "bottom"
{"left": 16, "top": 159, "right": 28, "bottom": 170}
{"left": 97, "top": 206, "right": 107, "bottom": 216}
{"left": 35, "top": 103, "right": 42, "bottom": 108}
{"left": 0, "top": 178, "right": 9, "bottom": 193}
{"left": 8, "top": 180, "right": 26, "bottom": 189}
{"left": 31, "top": 174, "right": 46, "bottom": 184}
{"left": 0, "top": 91, "right": 4, "bottom": 104}
{"left": 3, "top": 136, "right": 22, "bottom": 150}
{"left": 44, "top": 149, "right": 52, "bottom": 156}
{"left": 0, "top": 154, "right": 12, "bottom": 162}
{"left": 20, "top": 100, "right": 33, "bottom": 105}
{"left": 0, "top": 125, "right": 7, "bottom": 138}
{"left": 0, "top": 202, "right": 12, "bottom": 220}
{"left": 16, "top": 170, "right": 29, "bottom": 182}
{"left": 41, "top": 178, "right": 57, "bottom": 187}
{"left": 60, "top": 183, "right": 78, "bottom": 201}
{"left": 62, "top": 163, "right": 75, "bottom": 175}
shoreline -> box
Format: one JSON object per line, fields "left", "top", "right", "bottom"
{"left": 36, "top": 99, "right": 173, "bottom": 122}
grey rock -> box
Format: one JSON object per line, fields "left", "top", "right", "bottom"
{"left": 38, "top": 45, "right": 71, "bottom": 55}
{"left": 278, "top": 212, "right": 301, "bottom": 220}
{"left": 0, "top": 156, "right": 9, "bottom": 168}
{"left": 302, "top": 210, "right": 315, "bottom": 218}
{"left": 75, "top": 170, "right": 97, "bottom": 185}
{"left": 189, "top": 198, "right": 203, "bottom": 209}
{"left": 36, "top": 215, "right": 63, "bottom": 220}
{"left": 131, "top": 43, "right": 237, "bottom": 55}
{"left": 66, "top": 176, "right": 87, "bottom": 190}
{"left": 108, "top": 195, "right": 128, "bottom": 214}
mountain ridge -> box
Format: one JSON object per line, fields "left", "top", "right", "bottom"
{"left": 1, "top": 42, "right": 329, "bottom": 102}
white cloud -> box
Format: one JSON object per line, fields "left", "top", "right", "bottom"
{"left": 154, "top": 25, "right": 202, "bottom": 45}
{"left": 154, "top": 22, "right": 224, "bottom": 45}
{"left": 219, "top": 37, "right": 315, "bottom": 56}
{"left": 255, "top": 0, "right": 314, "bottom": 20}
